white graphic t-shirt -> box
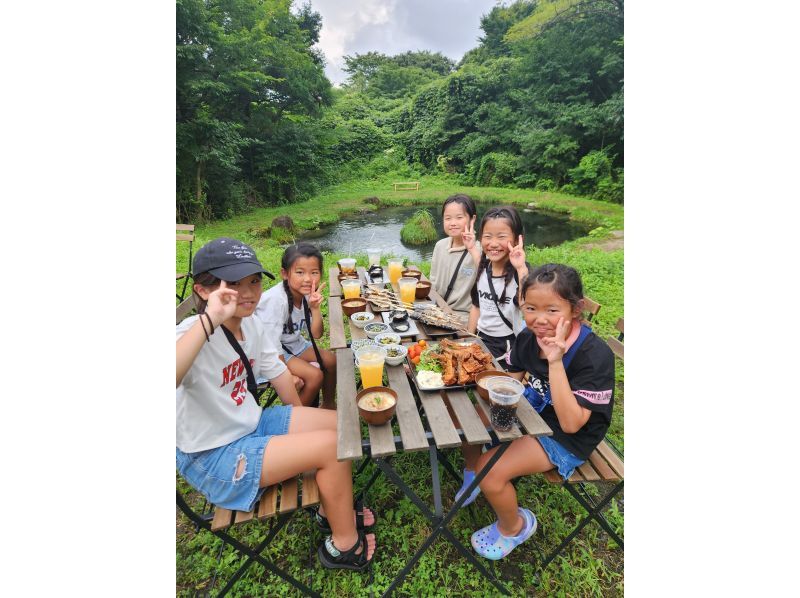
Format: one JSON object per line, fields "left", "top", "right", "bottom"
{"left": 255, "top": 283, "right": 310, "bottom": 355}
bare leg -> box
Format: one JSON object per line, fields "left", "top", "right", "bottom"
{"left": 297, "top": 346, "right": 337, "bottom": 409}
{"left": 260, "top": 407, "right": 375, "bottom": 557}
{"left": 460, "top": 402, "right": 490, "bottom": 470}
{"left": 287, "top": 355, "right": 324, "bottom": 406}
{"left": 475, "top": 435, "right": 553, "bottom": 536}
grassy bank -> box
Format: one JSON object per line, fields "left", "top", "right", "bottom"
{"left": 176, "top": 179, "right": 624, "bottom": 596}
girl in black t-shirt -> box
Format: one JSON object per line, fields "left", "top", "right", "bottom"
{"left": 459, "top": 263, "right": 615, "bottom": 561}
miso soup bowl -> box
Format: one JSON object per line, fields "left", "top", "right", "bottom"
{"left": 356, "top": 386, "right": 398, "bottom": 425}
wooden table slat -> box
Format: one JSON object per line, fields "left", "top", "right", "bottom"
{"left": 386, "top": 364, "right": 429, "bottom": 452}
{"left": 418, "top": 390, "right": 462, "bottom": 449}
{"left": 328, "top": 296, "right": 347, "bottom": 349}
{"left": 367, "top": 419, "right": 397, "bottom": 457}
{"left": 473, "top": 394, "right": 523, "bottom": 442}
{"left": 329, "top": 267, "right": 342, "bottom": 297}
{"left": 336, "top": 348, "right": 363, "bottom": 461}
{"left": 442, "top": 389, "right": 491, "bottom": 445}
{"left": 515, "top": 399, "right": 553, "bottom": 437}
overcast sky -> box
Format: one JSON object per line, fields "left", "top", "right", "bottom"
{"left": 305, "top": 0, "right": 502, "bottom": 86}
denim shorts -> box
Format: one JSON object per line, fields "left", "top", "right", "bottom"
{"left": 176, "top": 404, "right": 293, "bottom": 511}
{"left": 283, "top": 338, "right": 313, "bottom": 362}
{"left": 538, "top": 435, "right": 585, "bottom": 480}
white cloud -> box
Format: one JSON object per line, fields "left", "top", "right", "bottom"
{"left": 305, "top": 0, "right": 500, "bottom": 85}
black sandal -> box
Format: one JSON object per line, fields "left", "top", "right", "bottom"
{"left": 317, "top": 530, "right": 373, "bottom": 571}
{"left": 308, "top": 499, "right": 377, "bottom": 534}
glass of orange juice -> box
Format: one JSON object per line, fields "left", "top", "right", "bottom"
{"left": 398, "top": 277, "right": 417, "bottom": 305}
{"left": 388, "top": 258, "right": 404, "bottom": 285}
{"left": 341, "top": 279, "right": 361, "bottom": 299}
{"left": 356, "top": 346, "right": 387, "bottom": 388}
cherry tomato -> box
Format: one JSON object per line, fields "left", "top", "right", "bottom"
{"left": 419, "top": 340, "right": 427, "bottom": 348}
{"left": 411, "top": 356, "right": 421, "bottom": 365}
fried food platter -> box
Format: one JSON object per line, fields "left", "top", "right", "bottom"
{"left": 407, "top": 337, "right": 496, "bottom": 392}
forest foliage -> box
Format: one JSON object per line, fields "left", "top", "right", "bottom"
{"left": 176, "top": 0, "right": 624, "bottom": 221}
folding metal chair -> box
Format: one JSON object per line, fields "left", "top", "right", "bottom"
{"left": 583, "top": 295, "right": 601, "bottom": 325}
{"left": 176, "top": 472, "right": 321, "bottom": 597}
{"left": 176, "top": 223, "right": 195, "bottom": 301}
{"left": 536, "top": 317, "right": 624, "bottom": 574}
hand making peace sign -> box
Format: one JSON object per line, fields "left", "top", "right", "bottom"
{"left": 462, "top": 215, "right": 477, "bottom": 251}
{"left": 307, "top": 279, "right": 326, "bottom": 309}
{"left": 508, "top": 235, "right": 526, "bottom": 270}
{"left": 539, "top": 316, "right": 571, "bottom": 364}
{"left": 205, "top": 280, "right": 239, "bottom": 326}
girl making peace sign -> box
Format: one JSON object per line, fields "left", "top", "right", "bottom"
{"left": 467, "top": 205, "right": 531, "bottom": 365}
{"left": 429, "top": 194, "right": 482, "bottom": 319}
{"left": 256, "top": 243, "right": 337, "bottom": 408}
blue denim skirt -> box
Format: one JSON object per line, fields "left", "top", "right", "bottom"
{"left": 176, "top": 405, "right": 293, "bottom": 511}
{"left": 537, "top": 435, "right": 585, "bottom": 480}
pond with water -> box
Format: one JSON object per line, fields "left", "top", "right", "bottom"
{"left": 297, "top": 205, "right": 590, "bottom": 262}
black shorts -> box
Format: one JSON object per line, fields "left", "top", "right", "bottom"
{"left": 478, "top": 331, "right": 516, "bottom": 368}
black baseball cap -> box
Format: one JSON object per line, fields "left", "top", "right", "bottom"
{"left": 191, "top": 238, "right": 275, "bottom": 281}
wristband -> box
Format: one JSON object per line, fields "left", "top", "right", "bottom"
{"left": 203, "top": 312, "right": 216, "bottom": 335}
{"left": 199, "top": 313, "right": 210, "bottom": 342}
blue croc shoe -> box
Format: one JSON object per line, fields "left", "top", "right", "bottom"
{"left": 471, "top": 507, "right": 537, "bottom": 560}
{"left": 455, "top": 469, "right": 481, "bottom": 507}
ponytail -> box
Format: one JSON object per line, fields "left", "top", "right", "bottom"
{"left": 283, "top": 279, "right": 294, "bottom": 334}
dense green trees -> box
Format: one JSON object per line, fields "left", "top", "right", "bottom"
{"left": 176, "top": 0, "right": 332, "bottom": 220}
{"left": 176, "top": 0, "right": 624, "bottom": 221}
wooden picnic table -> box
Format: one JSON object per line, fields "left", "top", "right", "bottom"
{"left": 331, "top": 264, "right": 552, "bottom": 595}
{"left": 327, "top": 265, "right": 468, "bottom": 350}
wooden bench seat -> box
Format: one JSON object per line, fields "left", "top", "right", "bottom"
{"left": 543, "top": 440, "right": 623, "bottom": 484}
{"left": 392, "top": 181, "right": 420, "bottom": 191}
{"left": 210, "top": 470, "right": 320, "bottom": 531}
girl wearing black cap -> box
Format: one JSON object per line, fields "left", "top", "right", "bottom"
{"left": 176, "top": 238, "right": 376, "bottom": 570}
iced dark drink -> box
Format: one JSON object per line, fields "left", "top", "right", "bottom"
{"left": 486, "top": 378, "right": 525, "bottom": 432}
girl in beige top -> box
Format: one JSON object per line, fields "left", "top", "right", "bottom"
{"left": 429, "top": 194, "right": 482, "bottom": 318}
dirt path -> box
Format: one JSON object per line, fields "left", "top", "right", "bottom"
{"left": 584, "top": 229, "right": 623, "bottom": 251}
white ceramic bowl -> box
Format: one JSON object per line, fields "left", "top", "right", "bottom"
{"left": 374, "top": 331, "right": 402, "bottom": 347}
{"left": 383, "top": 344, "right": 408, "bottom": 366}
{"left": 350, "top": 312, "right": 375, "bottom": 329}
{"left": 364, "top": 322, "right": 390, "bottom": 339}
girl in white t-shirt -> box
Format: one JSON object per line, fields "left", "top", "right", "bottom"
{"left": 177, "top": 238, "right": 375, "bottom": 570}
{"left": 255, "top": 243, "right": 337, "bottom": 408}
{"left": 467, "top": 206, "right": 530, "bottom": 365}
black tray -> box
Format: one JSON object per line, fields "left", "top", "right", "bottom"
{"left": 406, "top": 338, "right": 493, "bottom": 393}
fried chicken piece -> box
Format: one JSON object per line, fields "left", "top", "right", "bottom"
{"left": 457, "top": 353, "right": 471, "bottom": 385}
{"left": 440, "top": 353, "right": 457, "bottom": 386}
{"left": 461, "top": 355, "right": 483, "bottom": 375}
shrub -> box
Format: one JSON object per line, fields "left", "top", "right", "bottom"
{"left": 400, "top": 209, "right": 437, "bottom": 245}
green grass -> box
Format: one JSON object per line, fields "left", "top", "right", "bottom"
{"left": 400, "top": 208, "right": 438, "bottom": 244}
{"left": 176, "top": 178, "right": 624, "bottom": 596}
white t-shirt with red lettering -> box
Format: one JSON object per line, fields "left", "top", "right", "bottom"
{"left": 176, "top": 315, "right": 287, "bottom": 453}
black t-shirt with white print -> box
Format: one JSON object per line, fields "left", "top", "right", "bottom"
{"left": 507, "top": 328, "right": 615, "bottom": 460}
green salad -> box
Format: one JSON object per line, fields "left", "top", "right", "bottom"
{"left": 418, "top": 347, "right": 442, "bottom": 373}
